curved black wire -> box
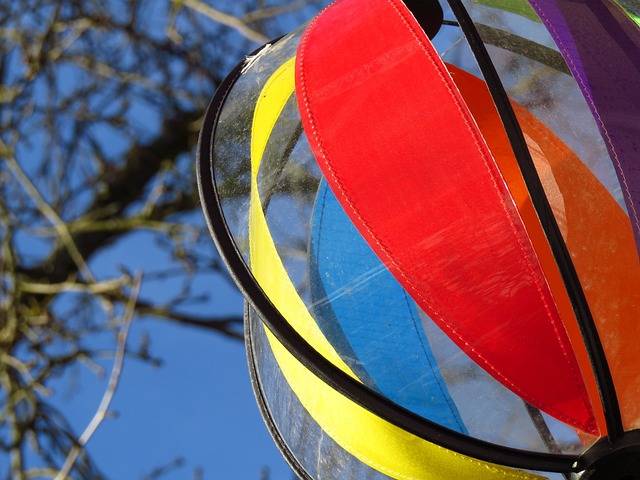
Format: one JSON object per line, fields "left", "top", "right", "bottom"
{"left": 245, "top": 305, "right": 315, "bottom": 480}
{"left": 443, "top": 0, "right": 623, "bottom": 444}
{"left": 196, "top": 46, "right": 578, "bottom": 473}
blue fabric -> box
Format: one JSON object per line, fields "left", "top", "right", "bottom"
{"left": 309, "top": 181, "right": 467, "bottom": 433}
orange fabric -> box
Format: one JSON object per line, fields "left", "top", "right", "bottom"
{"left": 515, "top": 106, "right": 640, "bottom": 432}
{"left": 448, "top": 64, "right": 606, "bottom": 436}
{"left": 451, "top": 63, "right": 640, "bottom": 433}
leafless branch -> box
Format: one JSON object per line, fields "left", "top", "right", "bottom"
{"left": 4, "top": 148, "right": 95, "bottom": 283}
{"left": 178, "top": 0, "right": 269, "bottom": 43}
{"left": 0, "top": 1, "right": 327, "bottom": 477}
{"left": 54, "top": 272, "right": 142, "bottom": 480}
{"left": 135, "top": 299, "right": 243, "bottom": 340}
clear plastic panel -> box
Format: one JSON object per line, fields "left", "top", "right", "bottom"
{"left": 213, "top": 26, "right": 307, "bottom": 264}
{"left": 258, "top": 93, "right": 320, "bottom": 295}
{"left": 456, "top": 0, "right": 624, "bottom": 205}
{"left": 420, "top": 309, "right": 583, "bottom": 454}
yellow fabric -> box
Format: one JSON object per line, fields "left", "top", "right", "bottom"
{"left": 248, "top": 57, "right": 353, "bottom": 375}
{"left": 248, "top": 57, "right": 546, "bottom": 480}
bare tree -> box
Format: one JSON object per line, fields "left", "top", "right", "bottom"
{"left": 0, "top": 1, "right": 325, "bottom": 478}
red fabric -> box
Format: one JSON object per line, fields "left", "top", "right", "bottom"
{"left": 296, "top": 0, "right": 596, "bottom": 433}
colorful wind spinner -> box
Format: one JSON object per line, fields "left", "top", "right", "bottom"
{"left": 198, "top": 0, "right": 640, "bottom": 478}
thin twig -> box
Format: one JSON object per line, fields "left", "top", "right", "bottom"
{"left": 137, "top": 300, "right": 244, "bottom": 340}
{"left": 178, "top": 0, "right": 269, "bottom": 43}
{"left": 140, "top": 167, "right": 169, "bottom": 217}
{"left": 4, "top": 149, "right": 95, "bottom": 283}
{"left": 54, "top": 272, "right": 142, "bottom": 480}
{"left": 242, "top": 0, "right": 322, "bottom": 23}
{"left": 20, "top": 276, "right": 129, "bottom": 295}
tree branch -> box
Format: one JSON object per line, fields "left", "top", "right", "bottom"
{"left": 17, "top": 109, "right": 202, "bottom": 284}
{"left": 178, "top": 0, "right": 269, "bottom": 44}
{"left": 54, "top": 272, "right": 142, "bottom": 480}
{"left": 5, "top": 145, "right": 95, "bottom": 283}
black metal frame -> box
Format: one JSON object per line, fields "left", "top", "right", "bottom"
{"left": 244, "top": 304, "right": 315, "bottom": 480}
{"left": 196, "top": 1, "right": 640, "bottom": 478}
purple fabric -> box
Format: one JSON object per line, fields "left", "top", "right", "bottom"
{"left": 527, "top": 0, "right": 640, "bottom": 254}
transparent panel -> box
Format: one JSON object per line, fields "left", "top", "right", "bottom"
{"left": 420, "top": 309, "right": 582, "bottom": 454}
{"left": 213, "top": 26, "right": 306, "bottom": 263}
{"left": 459, "top": 0, "right": 624, "bottom": 205}
{"left": 249, "top": 306, "right": 580, "bottom": 480}
{"left": 249, "top": 308, "right": 568, "bottom": 480}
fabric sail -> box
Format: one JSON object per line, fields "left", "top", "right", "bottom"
{"left": 524, "top": 0, "right": 640, "bottom": 431}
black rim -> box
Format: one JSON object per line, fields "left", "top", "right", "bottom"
{"left": 443, "top": 0, "right": 623, "bottom": 443}
{"left": 245, "top": 304, "right": 314, "bottom": 480}
{"left": 196, "top": 42, "right": 579, "bottom": 472}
